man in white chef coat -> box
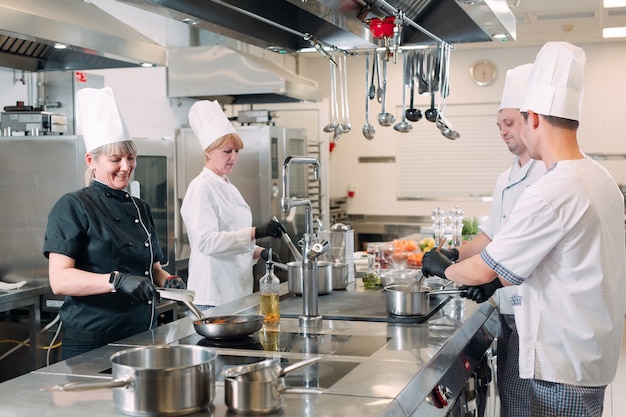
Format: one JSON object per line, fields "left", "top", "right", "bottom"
{"left": 423, "top": 41, "right": 626, "bottom": 417}
{"left": 440, "top": 63, "right": 545, "bottom": 417}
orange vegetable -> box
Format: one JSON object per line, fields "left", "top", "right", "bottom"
{"left": 407, "top": 252, "right": 424, "bottom": 267}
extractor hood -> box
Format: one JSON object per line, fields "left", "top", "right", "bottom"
{"left": 119, "top": 0, "right": 516, "bottom": 52}
{"left": 167, "top": 45, "right": 323, "bottom": 104}
{"left": 0, "top": 0, "right": 166, "bottom": 72}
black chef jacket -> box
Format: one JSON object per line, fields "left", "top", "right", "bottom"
{"left": 43, "top": 180, "right": 164, "bottom": 344}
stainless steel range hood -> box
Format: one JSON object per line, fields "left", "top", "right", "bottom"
{"left": 0, "top": 0, "right": 166, "bottom": 72}
{"left": 167, "top": 45, "right": 323, "bottom": 104}
{"left": 119, "top": 0, "right": 516, "bottom": 53}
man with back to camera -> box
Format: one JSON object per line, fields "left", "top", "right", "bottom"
{"left": 440, "top": 63, "right": 545, "bottom": 417}
{"left": 423, "top": 41, "right": 626, "bottom": 417}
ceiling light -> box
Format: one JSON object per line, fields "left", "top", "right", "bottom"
{"left": 180, "top": 17, "right": 199, "bottom": 25}
{"left": 604, "top": 0, "right": 626, "bottom": 7}
{"left": 141, "top": 62, "right": 155, "bottom": 68}
{"left": 265, "top": 45, "right": 288, "bottom": 54}
{"left": 603, "top": 26, "right": 626, "bottom": 37}
{"left": 53, "top": 43, "right": 67, "bottom": 49}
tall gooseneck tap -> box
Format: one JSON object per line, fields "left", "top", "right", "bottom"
{"left": 281, "top": 156, "right": 325, "bottom": 329}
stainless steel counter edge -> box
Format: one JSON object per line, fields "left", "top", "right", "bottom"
{"left": 0, "top": 282, "right": 498, "bottom": 417}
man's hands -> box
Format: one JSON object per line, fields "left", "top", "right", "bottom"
{"left": 459, "top": 278, "right": 503, "bottom": 303}
{"left": 421, "top": 250, "right": 453, "bottom": 279}
{"left": 439, "top": 247, "right": 459, "bottom": 262}
{"left": 110, "top": 272, "right": 159, "bottom": 301}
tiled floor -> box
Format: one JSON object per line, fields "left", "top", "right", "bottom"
{"left": 603, "top": 318, "right": 626, "bottom": 417}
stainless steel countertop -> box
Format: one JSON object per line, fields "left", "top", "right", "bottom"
{"left": 0, "top": 280, "right": 498, "bottom": 417}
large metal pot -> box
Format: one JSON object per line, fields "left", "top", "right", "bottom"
{"left": 46, "top": 345, "right": 216, "bottom": 416}
{"left": 385, "top": 284, "right": 466, "bottom": 316}
{"left": 287, "top": 261, "right": 333, "bottom": 295}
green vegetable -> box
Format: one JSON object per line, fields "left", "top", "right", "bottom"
{"left": 462, "top": 217, "right": 479, "bottom": 236}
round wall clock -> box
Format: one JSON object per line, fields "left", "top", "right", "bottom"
{"left": 470, "top": 60, "right": 497, "bottom": 86}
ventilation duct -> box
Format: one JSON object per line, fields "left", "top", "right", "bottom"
{"left": 167, "top": 45, "right": 323, "bottom": 104}
{"left": 0, "top": 0, "right": 166, "bottom": 72}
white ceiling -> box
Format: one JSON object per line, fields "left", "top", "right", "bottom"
{"left": 459, "top": 0, "right": 626, "bottom": 50}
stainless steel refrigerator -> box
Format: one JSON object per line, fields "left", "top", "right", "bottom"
{"left": 176, "top": 125, "right": 309, "bottom": 282}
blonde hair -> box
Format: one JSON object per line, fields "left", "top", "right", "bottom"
{"left": 204, "top": 133, "right": 244, "bottom": 161}
{"left": 84, "top": 140, "right": 138, "bottom": 186}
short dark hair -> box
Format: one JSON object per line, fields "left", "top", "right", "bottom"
{"left": 521, "top": 112, "right": 579, "bottom": 130}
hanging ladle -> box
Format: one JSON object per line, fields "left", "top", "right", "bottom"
{"left": 405, "top": 51, "right": 422, "bottom": 123}
{"left": 377, "top": 55, "right": 396, "bottom": 127}
{"left": 362, "top": 53, "right": 376, "bottom": 140}
{"left": 323, "top": 53, "right": 339, "bottom": 133}
{"left": 424, "top": 49, "right": 438, "bottom": 123}
{"left": 368, "top": 52, "right": 376, "bottom": 101}
{"left": 394, "top": 51, "right": 412, "bottom": 133}
{"left": 375, "top": 53, "right": 383, "bottom": 103}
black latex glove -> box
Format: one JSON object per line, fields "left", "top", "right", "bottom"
{"left": 421, "top": 250, "right": 453, "bottom": 279}
{"left": 110, "top": 272, "right": 159, "bottom": 301}
{"left": 459, "top": 278, "right": 503, "bottom": 303}
{"left": 439, "top": 247, "right": 459, "bottom": 262}
{"left": 256, "top": 219, "right": 283, "bottom": 239}
{"left": 163, "top": 275, "right": 186, "bottom": 290}
{"left": 260, "top": 249, "right": 282, "bottom": 263}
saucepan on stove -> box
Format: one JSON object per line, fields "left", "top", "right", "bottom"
{"left": 222, "top": 357, "right": 323, "bottom": 414}
{"left": 157, "top": 288, "right": 264, "bottom": 339}
{"left": 43, "top": 345, "right": 216, "bottom": 416}
{"left": 385, "top": 284, "right": 466, "bottom": 316}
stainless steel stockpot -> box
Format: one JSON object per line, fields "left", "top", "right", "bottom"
{"left": 287, "top": 261, "right": 333, "bottom": 295}
{"left": 46, "top": 345, "right": 216, "bottom": 416}
{"left": 385, "top": 284, "right": 466, "bottom": 316}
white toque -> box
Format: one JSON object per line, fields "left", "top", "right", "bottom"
{"left": 76, "top": 87, "right": 131, "bottom": 152}
{"left": 521, "top": 41, "right": 586, "bottom": 121}
{"left": 499, "top": 63, "right": 533, "bottom": 110}
{"left": 188, "top": 100, "right": 237, "bottom": 150}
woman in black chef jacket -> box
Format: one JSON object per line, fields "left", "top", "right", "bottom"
{"left": 43, "top": 87, "right": 185, "bottom": 360}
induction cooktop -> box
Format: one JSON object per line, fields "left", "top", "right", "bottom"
{"left": 175, "top": 330, "right": 389, "bottom": 357}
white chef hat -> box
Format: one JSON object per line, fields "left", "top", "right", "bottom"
{"left": 521, "top": 41, "right": 585, "bottom": 121}
{"left": 75, "top": 87, "right": 131, "bottom": 152}
{"left": 499, "top": 63, "right": 533, "bottom": 110}
{"left": 188, "top": 100, "right": 237, "bottom": 150}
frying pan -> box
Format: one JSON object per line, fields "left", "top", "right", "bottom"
{"left": 158, "top": 289, "right": 264, "bottom": 339}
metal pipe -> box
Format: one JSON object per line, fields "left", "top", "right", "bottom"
{"left": 281, "top": 156, "right": 323, "bottom": 329}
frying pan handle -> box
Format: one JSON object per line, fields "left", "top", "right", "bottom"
{"left": 182, "top": 299, "right": 204, "bottom": 320}
{"left": 429, "top": 288, "right": 468, "bottom": 296}
{"left": 42, "top": 378, "right": 130, "bottom": 392}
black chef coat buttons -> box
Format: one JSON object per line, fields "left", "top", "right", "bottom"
{"left": 128, "top": 242, "right": 133, "bottom": 246}
{"left": 115, "top": 217, "right": 121, "bottom": 222}
{"left": 144, "top": 271, "right": 149, "bottom": 276}
{"left": 125, "top": 193, "right": 130, "bottom": 198}
{"left": 144, "top": 242, "right": 149, "bottom": 247}
{"left": 134, "top": 219, "right": 139, "bottom": 223}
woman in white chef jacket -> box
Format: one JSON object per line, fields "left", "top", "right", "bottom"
{"left": 181, "top": 101, "right": 282, "bottom": 311}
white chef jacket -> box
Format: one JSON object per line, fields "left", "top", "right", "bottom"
{"left": 480, "top": 157, "right": 546, "bottom": 315}
{"left": 181, "top": 167, "right": 259, "bottom": 306}
{"left": 482, "top": 157, "right": 626, "bottom": 385}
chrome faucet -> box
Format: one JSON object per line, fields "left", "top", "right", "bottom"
{"left": 281, "top": 156, "right": 324, "bottom": 329}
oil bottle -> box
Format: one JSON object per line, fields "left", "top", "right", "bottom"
{"left": 259, "top": 249, "right": 280, "bottom": 326}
